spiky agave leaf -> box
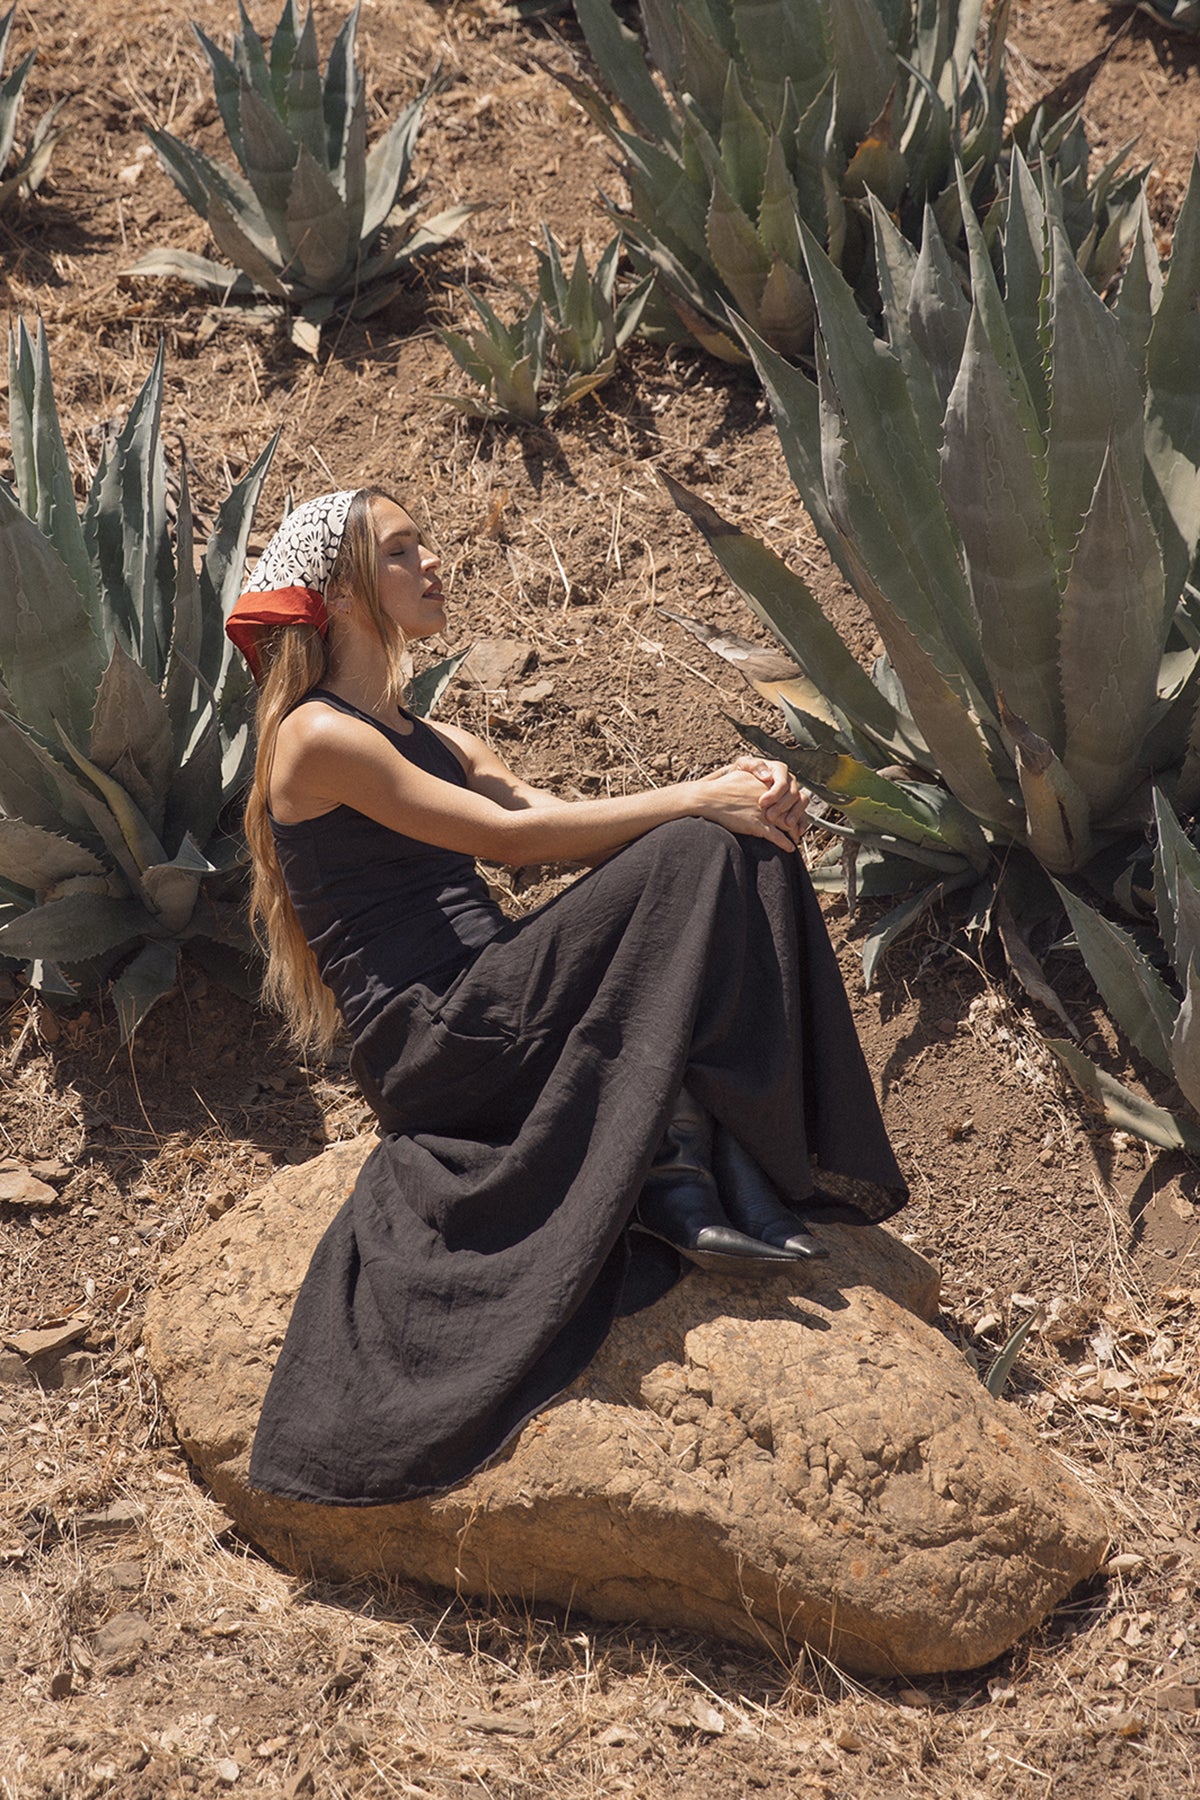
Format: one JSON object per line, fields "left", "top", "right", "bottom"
{"left": 568, "top": 0, "right": 1140, "bottom": 362}
{"left": 0, "top": 7, "right": 68, "bottom": 214}
{"left": 128, "top": 6, "right": 474, "bottom": 353}
{"left": 0, "top": 321, "right": 276, "bottom": 1038}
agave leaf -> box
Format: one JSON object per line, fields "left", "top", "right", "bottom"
{"left": 1001, "top": 699, "right": 1091, "bottom": 874}
{"left": 141, "top": 833, "right": 217, "bottom": 935}
{"left": 1044, "top": 217, "right": 1144, "bottom": 578}
{"left": 1001, "top": 148, "right": 1050, "bottom": 437}
{"left": 88, "top": 639, "right": 175, "bottom": 835}
{"left": 801, "top": 219, "right": 988, "bottom": 699}
{"left": 84, "top": 343, "right": 174, "bottom": 684}
{"left": 143, "top": 128, "right": 276, "bottom": 258}
{"left": 868, "top": 198, "right": 922, "bottom": 364}
{"left": 1169, "top": 953, "right": 1200, "bottom": 1117}
{"left": 322, "top": 1, "right": 360, "bottom": 172}
{"left": 620, "top": 128, "right": 713, "bottom": 271}
{"left": 283, "top": 4, "right": 325, "bottom": 165}
{"left": 362, "top": 87, "right": 429, "bottom": 242}
{"left": 0, "top": 892, "right": 150, "bottom": 963}
{"left": 573, "top": 0, "right": 677, "bottom": 142}
{"left": 238, "top": 83, "right": 297, "bottom": 255}
{"left": 984, "top": 1310, "right": 1040, "bottom": 1400}
{"left": 993, "top": 885, "right": 1076, "bottom": 1035}
{"left": 1151, "top": 787, "right": 1200, "bottom": 980}
{"left": 162, "top": 460, "right": 202, "bottom": 755}
{"left": 268, "top": 0, "right": 302, "bottom": 114}
{"left": 285, "top": 143, "right": 351, "bottom": 287}
{"left": 906, "top": 204, "right": 970, "bottom": 414}
{"left": 200, "top": 433, "right": 279, "bottom": 702}
{"left": 1145, "top": 154, "right": 1200, "bottom": 616}
{"left": 955, "top": 161, "right": 1042, "bottom": 466}
{"left": 940, "top": 309, "right": 1062, "bottom": 747}
{"left": 7, "top": 320, "right": 97, "bottom": 622}
{"left": 355, "top": 202, "right": 477, "bottom": 286}
{"left": 1048, "top": 1038, "right": 1200, "bottom": 1152}
{"left": 757, "top": 132, "right": 802, "bottom": 270}
{"left": 705, "top": 175, "right": 772, "bottom": 319}
{"left": 124, "top": 248, "right": 257, "bottom": 296}
{"left": 110, "top": 939, "right": 179, "bottom": 1043}
{"left": 733, "top": 0, "right": 830, "bottom": 122}
{"left": 408, "top": 648, "right": 471, "bottom": 720}
{"left": 827, "top": 0, "right": 895, "bottom": 150}
{"left": 192, "top": 26, "right": 249, "bottom": 171}
{"left": 1115, "top": 192, "right": 1161, "bottom": 386}
{"left": 784, "top": 745, "right": 987, "bottom": 865}
{"left": 0, "top": 819, "right": 104, "bottom": 891}
{"left": 205, "top": 191, "right": 291, "bottom": 297}
{"left": 720, "top": 59, "right": 769, "bottom": 218}
{"left": 0, "top": 699, "right": 86, "bottom": 836}
{"left": 1060, "top": 447, "right": 1165, "bottom": 819}
{"left": 1054, "top": 879, "right": 1177, "bottom": 1076}
{"left": 56, "top": 724, "right": 166, "bottom": 874}
{"left": 658, "top": 472, "right": 908, "bottom": 757}
{"left": 843, "top": 88, "right": 907, "bottom": 212}
{"left": 0, "top": 485, "right": 107, "bottom": 750}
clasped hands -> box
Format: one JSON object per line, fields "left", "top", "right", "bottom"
{"left": 732, "top": 756, "right": 812, "bottom": 846}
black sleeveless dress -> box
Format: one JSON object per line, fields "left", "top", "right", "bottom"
{"left": 248, "top": 690, "right": 907, "bottom": 1505}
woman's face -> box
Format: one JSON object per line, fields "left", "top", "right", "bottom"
{"left": 371, "top": 496, "right": 446, "bottom": 642}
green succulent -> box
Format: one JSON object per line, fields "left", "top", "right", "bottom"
{"left": 130, "top": 1, "right": 477, "bottom": 355}
{"left": 566, "top": 0, "right": 1144, "bottom": 364}
{"left": 439, "top": 231, "right": 652, "bottom": 423}
{"left": 665, "top": 152, "right": 1200, "bottom": 1009}
{"left": 1050, "top": 792, "right": 1200, "bottom": 1153}
{"left": 1113, "top": 0, "right": 1200, "bottom": 32}
{"left": 0, "top": 320, "right": 276, "bottom": 1038}
{"left": 0, "top": 5, "right": 68, "bottom": 213}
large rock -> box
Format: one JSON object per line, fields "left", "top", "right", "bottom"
{"left": 144, "top": 1137, "right": 1106, "bottom": 1676}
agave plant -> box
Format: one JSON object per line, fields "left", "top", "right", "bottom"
{"left": 1112, "top": 0, "right": 1200, "bottom": 32}
{"left": 130, "top": 1, "right": 476, "bottom": 355}
{"left": 566, "top": 0, "right": 1143, "bottom": 363}
{"left": 665, "top": 152, "right": 1200, "bottom": 1004}
{"left": 0, "top": 321, "right": 275, "bottom": 1038}
{"left": 440, "top": 230, "right": 652, "bottom": 422}
{"left": 1050, "top": 792, "right": 1200, "bottom": 1152}
{"left": 0, "top": 6, "right": 67, "bottom": 213}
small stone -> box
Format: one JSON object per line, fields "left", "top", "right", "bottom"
{"left": 1152, "top": 1683, "right": 1199, "bottom": 1712}
{"left": 103, "top": 1560, "right": 144, "bottom": 1592}
{"left": 58, "top": 1353, "right": 97, "bottom": 1391}
{"left": 465, "top": 639, "right": 536, "bottom": 692}
{"left": 896, "top": 1686, "right": 934, "bottom": 1709}
{"left": 75, "top": 1501, "right": 143, "bottom": 1540}
{"left": 834, "top": 1728, "right": 864, "bottom": 1751}
{"left": 0, "top": 1169, "right": 59, "bottom": 1208}
{"left": 0, "top": 1350, "right": 37, "bottom": 1390}
{"left": 215, "top": 1758, "right": 240, "bottom": 1786}
{"left": 91, "top": 1611, "right": 151, "bottom": 1663}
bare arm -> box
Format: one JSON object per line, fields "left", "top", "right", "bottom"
{"left": 270, "top": 706, "right": 808, "bottom": 866}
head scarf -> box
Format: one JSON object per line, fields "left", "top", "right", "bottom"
{"left": 226, "top": 489, "right": 359, "bottom": 681}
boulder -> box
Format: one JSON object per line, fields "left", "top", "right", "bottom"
{"left": 144, "top": 1136, "right": 1107, "bottom": 1676}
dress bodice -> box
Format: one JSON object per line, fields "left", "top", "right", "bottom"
{"left": 269, "top": 690, "right": 505, "bottom": 1038}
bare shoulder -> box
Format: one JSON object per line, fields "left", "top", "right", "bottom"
{"left": 420, "top": 716, "right": 480, "bottom": 772}
{"left": 271, "top": 700, "right": 396, "bottom": 821}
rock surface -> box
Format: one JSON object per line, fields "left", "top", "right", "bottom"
{"left": 144, "top": 1136, "right": 1107, "bottom": 1676}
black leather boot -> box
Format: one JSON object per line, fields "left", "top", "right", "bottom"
{"left": 713, "top": 1126, "right": 831, "bottom": 1260}
{"left": 636, "top": 1089, "right": 800, "bottom": 1273}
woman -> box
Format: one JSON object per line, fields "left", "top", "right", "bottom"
{"left": 228, "top": 487, "right": 906, "bottom": 1507}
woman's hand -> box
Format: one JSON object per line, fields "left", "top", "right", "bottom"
{"left": 687, "top": 763, "right": 809, "bottom": 852}
{"left": 733, "top": 756, "right": 812, "bottom": 845}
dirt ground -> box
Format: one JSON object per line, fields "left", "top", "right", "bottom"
{"left": 2, "top": 1, "right": 1199, "bottom": 1795}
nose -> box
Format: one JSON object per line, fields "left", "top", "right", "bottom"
{"left": 421, "top": 542, "right": 441, "bottom": 571}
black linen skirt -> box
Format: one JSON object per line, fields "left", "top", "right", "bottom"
{"left": 248, "top": 818, "right": 907, "bottom": 1505}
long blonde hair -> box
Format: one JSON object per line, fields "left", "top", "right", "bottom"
{"left": 243, "top": 487, "right": 411, "bottom": 1051}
